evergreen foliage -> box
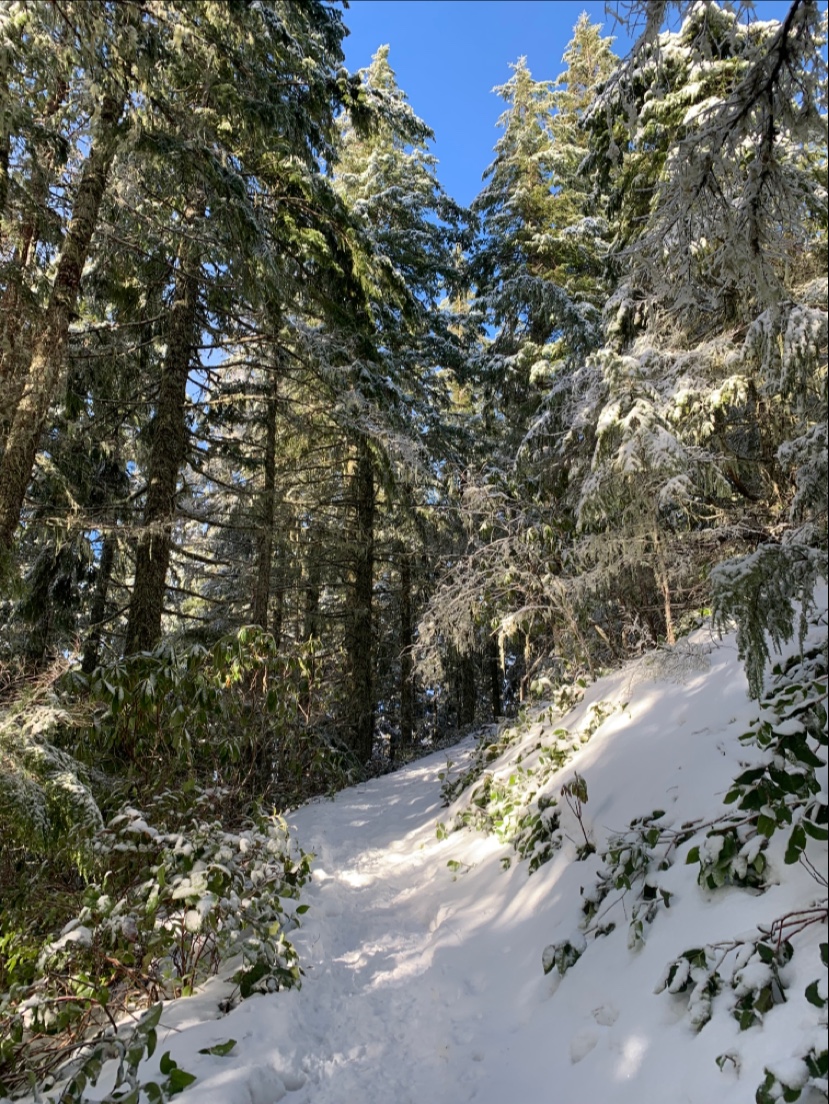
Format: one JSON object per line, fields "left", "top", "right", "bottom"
{"left": 0, "top": 698, "right": 101, "bottom": 866}
{"left": 0, "top": 794, "right": 309, "bottom": 1097}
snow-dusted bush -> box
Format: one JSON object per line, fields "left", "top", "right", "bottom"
{"left": 0, "top": 794, "right": 311, "bottom": 1097}
{"left": 438, "top": 701, "right": 615, "bottom": 871}
{"left": 38, "top": 1002, "right": 200, "bottom": 1104}
{"left": 0, "top": 699, "right": 102, "bottom": 870}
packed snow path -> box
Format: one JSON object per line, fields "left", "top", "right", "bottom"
{"left": 131, "top": 620, "right": 826, "bottom": 1104}
{"left": 189, "top": 743, "right": 550, "bottom": 1104}
{"left": 287, "top": 753, "right": 508, "bottom": 1104}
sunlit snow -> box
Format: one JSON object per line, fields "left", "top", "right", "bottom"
{"left": 44, "top": 598, "right": 827, "bottom": 1104}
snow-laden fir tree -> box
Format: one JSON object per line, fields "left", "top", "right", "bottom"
{"left": 325, "top": 45, "right": 466, "bottom": 757}
{"left": 417, "top": 20, "right": 620, "bottom": 704}
{"left": 560, "top": 0, "right": 827, "bottom": 684}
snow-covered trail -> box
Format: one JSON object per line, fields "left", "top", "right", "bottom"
{"left": 288, "top": 752, "right": 495, "bottom": 1104}
{"left": 160, "top": 737, "right": 574, "bottom": 1104}
{"left": 122, "top": 615, "right": 826, "bottom": 1104}
{"left": 150, "top": 744, "right": 466, "bottom": 1101}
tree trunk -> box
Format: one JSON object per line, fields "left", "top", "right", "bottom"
{"left": 0, "top": 95, "right": 122, "bottom": 550}
{"left": 487, "top": 635, "right": 502, "bottom": 719}
{"left": 271, "top": 567, "right": 284, "bottom": 648}
{"left": 81, "top": 532, "right": 117, "bottom": 674}
{"left": 396, "top": 550, "right": 415, "bottom": 761}
{"left": 459, "top": 650, "right": 476, "bottom": 726}
{"left": 0, "top": 70, "right": 12, "bottom": 249}
{"left": 0, "top": 133, "right": 9, "bottom": 250}
{"left": 298, "top": 533, "right": 321, "bottom": 719}
{"left": 251, "top": 371, "right": 278, "bottom": 632}
{"left": 124, "top": 206, "right": 201, "bottom": 654}
{"left": 2, "top": 211, "right": 49, "bottom": 449}
{"left": 0, "top": 76, "right": 69, "bottom": 421}
{"left": 658, "top": 570, "right": 676, "bottom": 646}
{"left": 346, "top": 435, "right": 375, "bottom": 761}
{"left": 652, "top": 524, "right": 676, "bottom": 646}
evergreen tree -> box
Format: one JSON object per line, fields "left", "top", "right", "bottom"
{"left": 420, "top": 21, "right": 620, "bottom": 703}
{"left": 329, "top": 45, "right": 465, "bottom": 756}
{"left": 569, "top": 0, "right": 827, "bottom": 677}
{"left": 0, "top": 1, "right": 371, "bottom": 658}
{"left": 470, "top": 26, "right": 617, "bottom": 440}
{"left": 470, "top": 57, "right": 559, "bottom": 433}
{"left": 0, "top": 0, "right": 128, "bottom": 552}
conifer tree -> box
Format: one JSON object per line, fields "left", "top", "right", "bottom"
{"left": 566, "top": 1, "right": 827, "bottom": 673}
{"left": 420, "top": 21, "right": 620, "bottom": 702}
{"left": 470, "top": 57, "right": 558, "bottom": 432}
{"left": 329, "top": 45, "right": 465, "bottom": 756}
{"left": 0, "top": 0, "right": 130, "bottom": 552}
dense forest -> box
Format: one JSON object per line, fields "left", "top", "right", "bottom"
{"left": 0, "top": 1, "right": 825, "bottom": 1099}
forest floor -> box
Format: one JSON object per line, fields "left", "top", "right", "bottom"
{"left": 52, "top": 604, "right": 829, "bottom": 1104}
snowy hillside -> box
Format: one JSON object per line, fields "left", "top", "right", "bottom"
{"left": 37, "top": 608, "right": 829, "bottom": 1104}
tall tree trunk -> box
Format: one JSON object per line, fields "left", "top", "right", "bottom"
{"left": 299, "top": 538, "right": 321, "bottom": 719}
{"left": 652, "top": 523, "right": 676, "bottom": 646}
{"left": 271, "top": 564, "right": 284, "bottom": 648}
{"left": 124, "top": 206, "right": 201, "bottom": 654}
{"left": 0, "top": 218, "right": 39, "bottom": 449}
{"left": 81, "top": 532, "right": 117, "bottom": 674}
{"left": 0, "top": 134, "right": 9, "bottom": 251}
{"left": 0, "top": 76, "right": 69, "bottom": 411}
{"left": 251, "top": 370, "right": 278, "bottom": 632}
{"left": 487, "top": 635, "right": 502, "bottom": 719}
{"left": 0, "top": 95, "right": 122, "bottom": 551}
{"left": 396, "top": 550, "right": 415, "bottom": 761}
{"left": 302, "top": 570, "right": 320, "bottom": 644}
{"left": 459, "top": 650, "right": 476, "bottom": 726}
{"left": 0, "top": 69, "right": 12, "bottom": 250}
{"left": 346, "top": 435, "right": 375, "bottom": 761}
{"left": 657, "top": 562, "right": 676, "bottom": 646}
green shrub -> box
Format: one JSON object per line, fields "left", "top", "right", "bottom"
{"left": 0, "top": 699, "right": 101, "bottom": 871}
{"left": 78, "top": 627, "right": 360, "bottom": 813}
{"left": 440, "top": 702, "right": 616, "bottom": 874}
{"left": 0, "top": 794, "right": 310, "bottom": 1097}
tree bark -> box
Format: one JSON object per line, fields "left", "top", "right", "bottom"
{"left": 301, "top": 517, "right": 322, "bottom": 645}
{"left": 81, "top": 532, "right": 117, "bottom": 674}
{"left": 346, "top": 434, "right": 375, "bottom": 761}
{"left": 459, "top": 650, "right": 476, "bottom": 726}
{"left": 652, "top": 524, "right": 676, "bottom": 646}
{"left": 487, "top": 635, "right": 502, "bottom": 719}
{"left": 0, "top": 133, "right": 9, "bottom": 251}
{"left": 299, "top": 533, "right": 321, "bottom": 719}
{"left": 124, "top": 206, "right": 201, "bottom": 654}
{"left": 396, "top": 550, "right": 415, "bottom": 760}
{"left": 251, "top": 371, "right": 278, "bottom": 632}
{"left": 0, "top": 76, "right": 69, "bottom": 413}
{"left": 0, "top": 68, "right": 12, "bottom": 250}
{"left": 0, "top": 95, "right": 122, "bottom": 550}
{"left": 271, "top": 568, "right": 284, "bottom": 648}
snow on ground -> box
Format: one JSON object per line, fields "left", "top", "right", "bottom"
{"left": 78, "top": 612, "right": 829, "bottom": 1103}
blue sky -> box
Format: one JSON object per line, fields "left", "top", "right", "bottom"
{"left": 341, "top": 0, "right": 798, "bottom": 207}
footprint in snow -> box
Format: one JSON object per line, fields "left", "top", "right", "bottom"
{"left": 569, "top": 1029, "right": 599, "bottom": 1064}
{"left": 214, "top": 1064, "right": 291, "bottom": 1099}
{"left": 568, "top": 1004, "right": 619, "bottom": 1063}
{"left": 429, "top": 904, "right": 454, "bottom": 932}
{"left": 592, "top": 1003, "right": 619, "bottom": 1026}
{"left": 463, "top": 971, "right": 488, "bottom": 996}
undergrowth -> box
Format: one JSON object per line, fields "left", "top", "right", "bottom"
{"left": 0, "top": 627, "right": 362, "bottom": 1101}
{"left": 0, "top": 792, "right": 311, "bottom": 1099}
{"left": 437, "top": 698, "right": 617, "bottom": 872}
